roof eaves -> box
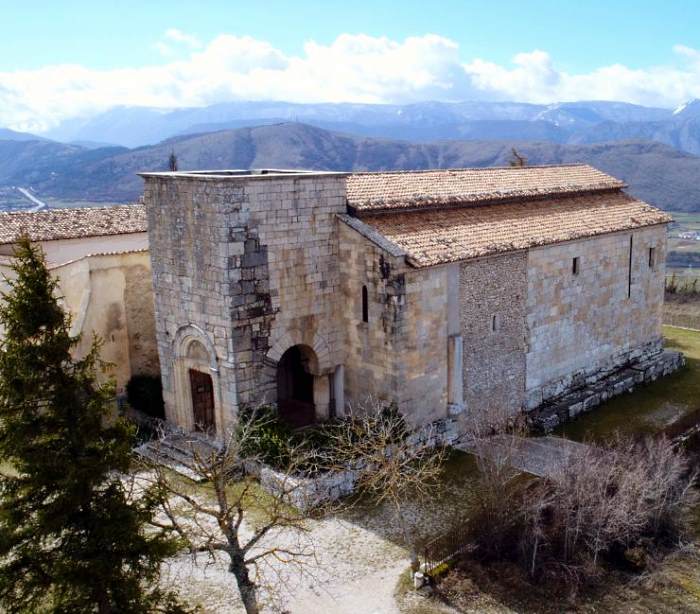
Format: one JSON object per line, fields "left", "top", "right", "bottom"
{"left": 337, "top": 214, "right": 407, "bottom": 259}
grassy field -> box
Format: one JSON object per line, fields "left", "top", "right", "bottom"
{"left": 669, "top": 212, "right": 700, "bottom": 232}
{"left": 667, "top": 212, "right": 700, "bottom": 280}
{"left": 665, "top": 296, "right": 700, "bottom": 329}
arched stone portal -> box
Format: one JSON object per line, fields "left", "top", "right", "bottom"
{"left": 172, "top": 325, "right": 224, "bottom": 436}
{"left": 276, "top": 345, "right": 318, "bottom": 428}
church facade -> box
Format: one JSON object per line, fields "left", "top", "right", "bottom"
{"left": 140, "top": 165, "right": 672, "bottom": 435}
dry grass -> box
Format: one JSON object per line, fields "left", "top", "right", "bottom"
{"left": 665, "top": 296, "right": 700, "bottom": 330}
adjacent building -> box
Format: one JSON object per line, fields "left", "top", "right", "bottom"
{"left": 0, "top": 205, "right": 157, "bottom": 392}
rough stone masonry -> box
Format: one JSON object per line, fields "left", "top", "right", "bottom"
{"left": 140, "top": 165, "right": 678, "bottom": 437}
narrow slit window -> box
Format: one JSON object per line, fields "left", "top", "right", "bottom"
{"left": 628, "top": 235, "right": 634, "bottom": 298}
{"left": 572, "top": 257, "right": 580, "bottom": 276}
{"left": 491, "top": 314, "right": 498, "bottom": 333}
{"left": 361, "top": 285, "right": 369, "bottom": 323}
{"left": 648, "top": 246, "right": 656, "bottom": 269}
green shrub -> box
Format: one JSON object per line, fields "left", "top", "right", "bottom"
{"left": 237, "top": 405, "right": 294, "bottom": 468}
{"left": 126, "top": 375, "right": 165, "bottom": 419}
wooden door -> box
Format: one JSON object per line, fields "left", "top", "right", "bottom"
{"left": 189, "top": 369, "right": 215, "bottom": 433}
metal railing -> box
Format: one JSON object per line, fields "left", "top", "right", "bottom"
{"left": 420, "top": 519, "right": 473, "bottom": 576}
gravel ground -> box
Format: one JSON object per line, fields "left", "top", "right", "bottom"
{"left": 151, "top": 452, "right": 477, "bottom": 613}
{"left": 160, "top": 515, "right": 409, "bottom": 613}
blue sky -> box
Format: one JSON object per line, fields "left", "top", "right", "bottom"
{"left": 1, "top": 0, "right": 700, "bottom": 131}
{"left": 3, "top": 0, "right": 697, "bottom": 72}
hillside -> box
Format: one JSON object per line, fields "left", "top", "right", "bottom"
{"left": 37, "top": 99, "right": 700, "bottom": 157}
{"left": 41, "top": 100, "right": 674, "bottom": 147}
{"left": 2, "top": 123, "right": 700, "bottom": 211}
{"left": 0, "top": 128, "right": 50, "bottom": 142}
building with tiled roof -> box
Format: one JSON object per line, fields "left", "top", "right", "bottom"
{"left": 0, "top": 203, "right": 154, "bottom": 394}
{"left": 0, "top": 204, "right": 148, "bottom": 267}
{"left": 139, "top": 165, "right": 677, "bottom": 436}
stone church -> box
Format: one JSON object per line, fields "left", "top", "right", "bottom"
{"left": 140, "top": 165, "right": 672, "bottom": 436}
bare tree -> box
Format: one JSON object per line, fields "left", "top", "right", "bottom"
{"left": 141, "top": 416, "right": 326, "bottom": 614}
{"left": 509, "top": 147, "right": 527, "bottom": 167}
{"left": 459, "top": 407, "right": 533, "bottom": 559}
{"left": 168, "top": 151, "right": 178, "bottom": 172}
{"left": 459, "top": 414, "right": 698, "bottom": 588}
{"left": 540, "top": 434, "right": 698, "bottom": 570}
{"left": 330, "top": 400, "right": 448, "bottom": 572}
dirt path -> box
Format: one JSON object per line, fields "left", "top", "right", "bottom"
{"left": 162, "top": 516, "right": 409, "bottom": 613}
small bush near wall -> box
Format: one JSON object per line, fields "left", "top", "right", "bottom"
{"left": 126, "top": 375, "right": 165, "bottom": 419}
{"left": 237, "top": 405, "right": 296, "bottom": 468}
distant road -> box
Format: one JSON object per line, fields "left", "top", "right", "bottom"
{"left": 16, "top": 187, "right": 48, "bottom": 212}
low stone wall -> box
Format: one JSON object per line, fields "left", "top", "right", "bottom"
{"left": 527, "top": 349, "right": 685, "bottom": 432}
{"left": 525, "top": 338, "right": 665, "bottom": 410}
{"left": 250, "top": 417, "right": 460, "bottom": 511}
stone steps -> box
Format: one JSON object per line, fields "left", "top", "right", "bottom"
{"left": 134, "top": 433, "right": 220, "bottom": 482}
{"left": 528, "top": 350, "right": 686, "bottom": 432}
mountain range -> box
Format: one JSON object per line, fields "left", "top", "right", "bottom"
{"left": 31, "top": 99, "right": 700, "bottom": 156}
{"left": 1, "top": 122, "right": 700, "bottom": 212}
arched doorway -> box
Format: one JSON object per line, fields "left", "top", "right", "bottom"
{"left": 172, "top": 327, "right": 223, "bottom": 436}
{"left": 277, "top": 345, "right": 316, "bottom": 428}
{"left": 189, "top": 368, "right": 215, "bottom": 433}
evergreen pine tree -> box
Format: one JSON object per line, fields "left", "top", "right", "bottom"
{"left": 0, "top": 238, "right": 188, "bottom": 613}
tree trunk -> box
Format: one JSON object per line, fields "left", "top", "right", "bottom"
{"left": 94, "top": 587, "right": 112, "bottom": 614}
{"left": 229, "top": 556, "right": 258, "bottom": 614}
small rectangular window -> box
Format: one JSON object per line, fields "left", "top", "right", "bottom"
{"left": 572, "top": 257, "right": 580, "bottom": 276}
{"left": 648, "top": 247, "right": 656, "bottom": 269}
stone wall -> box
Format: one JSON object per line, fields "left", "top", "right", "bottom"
{"left": 525, "top": 226, "right": 666, "bottom": 407}
{"left": 459, "top": 253, "right": 528, "bottom": 418}
{"left": 528, "top": 348, "right": 685, "bottom": 432}
{"left": 251, "top": 417, "right": 460, "bottom": 511}
{"left": 249, "top": 176, "right": 347, "bottom": 410}
{"left": 339, "top": 218, "right": 451, "bottom": 425}
{"left": 77, "top": 252, "right": 159, "bottom": 391}
{"left": 143, "top": 173, "right": 347, "bottom": 434}
{"left": 396, "top": 266, "right": 450, "bottom": 424}
{"left": 338, "top": 220, "right": 408, "bottom": 409}
{"left": 123, "top": 260, "right": 160, "bottom": 378}
{"left": 144, "top": 177, "right": 240, "bottom": 432}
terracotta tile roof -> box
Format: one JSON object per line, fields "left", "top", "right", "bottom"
{"left": 346, "top": 164, "right": 626, "bottom": 212}
{"left": 358, "top": 192, "right": 671, "bottom": 267}
{"left": 0, "top": 205, "right": 146, "bottom": 245}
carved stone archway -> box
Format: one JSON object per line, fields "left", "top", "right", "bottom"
{"left": 172, "top": 324, "right": 224, "bottom": 436}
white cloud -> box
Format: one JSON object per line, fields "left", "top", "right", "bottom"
{"left": 154, "top": 28, "right": 202, "bottom": 57}
{"left": 164, "top": 28, "right": 202, "bottom": 49}
{"left": 465, "top": 47, "right": 700, "bottom": 107}
{"left": 2, "top": 32, "right": 700, "bottom": 133}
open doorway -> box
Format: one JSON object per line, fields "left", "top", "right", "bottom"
{"left": 276, "top": 345, "right": 316, "bottom": 428}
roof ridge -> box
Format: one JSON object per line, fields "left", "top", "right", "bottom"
{"left": 346, "top": 164, "right": 626, "bottom": 212}
{"left": 0, "top": 203, "right": 143, "bottom": 217}
{"left": 348, "top": 163, "right": 593, "bottom": 177}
